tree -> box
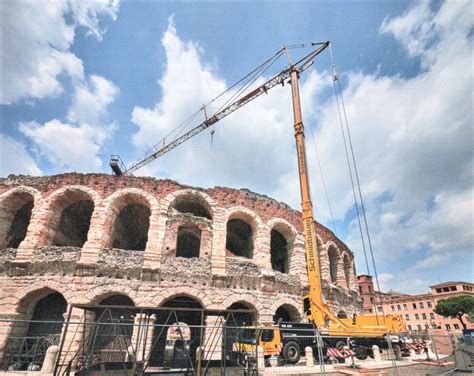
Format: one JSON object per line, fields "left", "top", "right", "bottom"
{"left": 434, "top": 295, "right": 474, "bottom": 329}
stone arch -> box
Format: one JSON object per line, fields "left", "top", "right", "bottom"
{"left": 337, "top": 310, "right": 348, "bottom": 319}
{"left": 87, "top": 286, "right": 139, "bottom": 307}
{"left": 220, "top": 294, "right": 263, "bottom": 322}
{"left": 165, "top": 189, "right": 214, "bottom": 220}
{"left": 12, "top": 290, "right": 68, "bottom": 370}
{"left": 226, "top": 300, "right": 259, "bottom": 325}
{"left": 271, "top": 299, "right": 302, "bottom": 323}
{"left": 103, "top": 188, "right": 158, "bottom": 251}
{"left": 327, "top": 242, "right": 340, "bottom": 284}
{"left": 267, "top": 218, "right": 297, "bottom": 274}
{"left": 0, "top": 186, "right": 39, "bottom": 249}
{"left": 225, "top": 207, "right": 262, "bottom": 259}
{"left": 342, "top": 251, "right": 353, "bottom": 289}
{"left": 153, "top": 287, "right": 212, "bottom": 310}
{"left": 42, "top": 186, "right": 100, "bottom": 247}
{"left": 16, "top": 286, "right": 69, "bottom": 316}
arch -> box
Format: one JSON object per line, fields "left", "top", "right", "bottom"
{"left": 270, "top": 298, "right": 302, "bottom": 322}
{"left": 15, "top": 284, "right": 72, "bottom": 315}
{"left": 0, "top": 187, "right": 38, "bottom": 249}
{"left": 225, "top": 207, "right": 260, "bottom": 259}
{"left": 337, "top": 310, "right": 348, "bottom": 319}
{"left": 220, "top": 294, "right": 263, "bottom": 322}
{"left": 342, "top": 252, "right": 352, "bottom": 289}
{"left": 176, "top": 225, "right": 201, "bottom": 258}
{"left": 267, "top": 218, "right": 297, "bottom": 274}
{"left": 104, "top": 189, "right": 156, "bottom": 251}
{"left": 273, "top": 303, "right": 301, "bottom": 323}
{"left": 327, "top": 243, "right": 340, "bottom": 284}
{"left": 167, "top": 190, "right": 213, "bottom": 220}
{"left": 162, "top": 189, "right": 215, "bottom": 217}
{"left": 226, "top": 301, "right": 258, "bottom": 325}
{"left": 150, "top": 294, "right": 204, "bottom": 367}
{"left": 45, "top": 186, "right": 100, "bottom": 247}
{"left": 153, "top": 287, "right": 212, "bottom": 309}
{"left": 87, "top": 287, "right": 139, "bottom": 307}
{"left": 8, "top": 290, "right": 67, "bottom": 370}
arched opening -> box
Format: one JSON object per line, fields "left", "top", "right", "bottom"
{"left": 273, "top": 304, "right": 300, "bottom": 323}
{"left": 226, "top": 219, "right": 253, "bottom": 258}
{"left": 328, "top": 246, "right": 339, "bottom": 284}
{"left": 1, "top": 192, "right": 34, "bottom": 249}
{"left": 176, "top": 226, "right": 201, "bottom": 258}
{"left": 111, "top": 203, "right": 151, "bottom": 251}
{"left": 53, "top": 200, "right": 94, "bottom": 247}
{"left": 270, "top": 229, "right": 289, "bottom": 273}
{"left": 90, "top": 294, "right": 136, "bottom": 366}
{"left": 150, "top": 296, "right": 203, "bottom": 367}
{"left": 225, "top": 302, "right": 258, "bottom": 356}
{"left": 343, "top": 254, "right": 352, "bottom": 289}
{"left": 8, "top": 292, "right": 67, "bottom": 370}
{"left": 337, "top": 310, "right": 348, "bottom": 319}
{"left": 171, "top": 194, "right": 212, "bottom": 219}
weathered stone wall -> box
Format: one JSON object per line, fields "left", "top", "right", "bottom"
{"left": 0, "top": 173, "right": 362, "bottom": 361}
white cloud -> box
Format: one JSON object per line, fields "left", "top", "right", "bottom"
{"left": 68, "top": 75, "right": 120, "bottom": 125}
{"left": 0, "top": 134, "right": 42, "bottom": 177}
{"left": 19, "top": 120, "right": 114, "bottom": 172}
{"left": 0, "top": 1, "right": 119, "bottom": 104}
{"left": 377, "top": 273, "right": 394, "bottom": 292}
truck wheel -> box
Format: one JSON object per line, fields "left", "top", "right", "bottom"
{"left": 354, "top": 346, "right": 368, "bottom": 360}
{"left": 282, "top": 341, "right": 301, "bottom": 364}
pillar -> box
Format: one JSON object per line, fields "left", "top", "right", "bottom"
{"left": 305, "top": 346, "right": 314, "bottom": 367}
{"left": 372, "top": 345, "right": 381, "bottom": 362}
{"left": 210, "top": 207, "right": 226, "bottom": 275}
{"left": 41, "top": 345, "right": 59, "bottom": 373}
{"left": 203, "top": 315, "right": 223, "bottom": 360}
{"left": 132, "top": 313, "right": 157, "bottom": 362}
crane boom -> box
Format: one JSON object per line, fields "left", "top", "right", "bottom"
{"left": 111, "top": 42, "right": 329, "bottom": 176}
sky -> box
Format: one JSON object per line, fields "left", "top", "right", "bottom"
{"left": 1, "top": 0, "right": 472, "bottom": 294}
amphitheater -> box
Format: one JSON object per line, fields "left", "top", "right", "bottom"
{"left": 0, "top": 173, "right": 361, "bottom": 371}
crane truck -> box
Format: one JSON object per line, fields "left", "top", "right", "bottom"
{"left": 110, "top": 42, "right": 408, "bottom": 364}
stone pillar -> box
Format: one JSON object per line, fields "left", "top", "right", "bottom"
{"left": 336, "top": 256, "right": 346, "bottom": 287}
{"left": 257, "top": 346, "right": 265, "bottom": 369}
{"left": 41, "top": 345, "right": 59, "bottom": 373}
{"left": 210, "top": 208, "right": 227, "bottom": 276}
{"left": 59, "top": 307, "right": 95, "bottom": 372}
{"left": 253, "top": 225, "right": 272, "bottom": 271}
{"left": 203, "top": 316, "right": 223, "bottom": 360}
{"left": 143, "top": 209, "right": 166, "bottom": 269}
{"left": 132, "top": 313, "right": 157, "bottom": 362}
{"left": 15, "top": 204, "right": 47, "bottom": 262}
{"left": 394, "top": 345, "right": 403, "bottom": 360}
{"left": 305, "top": 346, "right": 314, "bottom": 367}
{"left": 0, "top": 313, "right": 28, "bottom": 363}
{"left": 79, "top": 211, "right": 104, "bottom": 264}
{"left": 372, "top": 345, "right": 381, "bottom": 362}
{"left": 290, "top": 235, "right": 307, "bottom": 286}
{"left": 409, "top": 348, "right": 417, "bottom": 360}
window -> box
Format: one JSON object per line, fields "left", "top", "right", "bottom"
{"left": 450, "top": 286, "right": 457, "bottom": 291}
{"left": 436, "top": 288, "right": 442, "bottom": 293}
{"left": 454, "top": 324, "right": 459, "bottom": 330}
{"left": 422, "top": 313, "right": 427, "bottom": 320}
{"left": 420, "top": 302, "right": 424, "bottom": 309}
{"left": 430, "top": 313, "right": 435, "bottom": 320}
{"left": 403, "top": 304, "right": 407, "bottom": 311}
{"left": 407, "top": 324, "right": 412, "bottom": 331}
{"left": 370, "top": 297, "right": 374, "bottom": 303}
{"left": 417, "top": 325, "right": 422, "bottom": 330}
{"left": 443, "top": 287, "right": 449, "bottom": 292}
{"left": 377, "top": 306, "right": 383, "bottom": 313}
{"left": 369, "top": 285, "right": 373, "bottom": 293}
{"left": 359, "top": 286, "right": 362, "bottom": 293}
{"left": 391, "top": 305, "right": 395, "bottom": 311}
{"left": 396, "top": 304, "right": 401, "bottom": 311}
{"left": 427, "top": 302, "right": 432, "bottom": 308}
{"left": 415, "top": 313, "right": 419, "bottom": 320}
{"left": 432, "top": 323, "right": 437, "bottom": 329}
{"left": 405, "top": 314, "right": 410, "bottom": 320}
{"left": 412, "top": 303, "right": 417, "bottom": 309}
{"left": 445, "top": 324, "right": 451, "bottom": 330}
{"left": 261, "top": 329, "right": 274, "bottom": 342}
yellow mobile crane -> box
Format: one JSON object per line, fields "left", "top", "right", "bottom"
{"left": 110, "top": 42, "right": 406, "bottom": 362}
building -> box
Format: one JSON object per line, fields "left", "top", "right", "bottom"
{"left": 357, "top": 275, "right": 473, "bottom": 333}
{"left": 0, "top": 173, "right": 362, "bottom": 370}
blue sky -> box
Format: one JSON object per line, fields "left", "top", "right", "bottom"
{"left": 1, "top": 0, "right": 472, "bottom": 294}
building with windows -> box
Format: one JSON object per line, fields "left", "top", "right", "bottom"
{"left": 358, "top": 275, "right": 473, "bottom": 333}
{"left": 0, "top": 173, "right": 362, "bottom": 369}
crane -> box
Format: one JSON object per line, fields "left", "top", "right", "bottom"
{"left": 110, "top": 42, "right": 405, "bottom": 339}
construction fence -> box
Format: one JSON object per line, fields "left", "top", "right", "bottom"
{"left": 0, "top": 306, "right": 468, "bottom": 375}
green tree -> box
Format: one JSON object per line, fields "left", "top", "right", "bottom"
{"left": 434, "top": 295, "right": 474, "bottom": 329}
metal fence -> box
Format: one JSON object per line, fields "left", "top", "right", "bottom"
{"left": 0, "top": 312, "right": 465, "bottom": 375}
